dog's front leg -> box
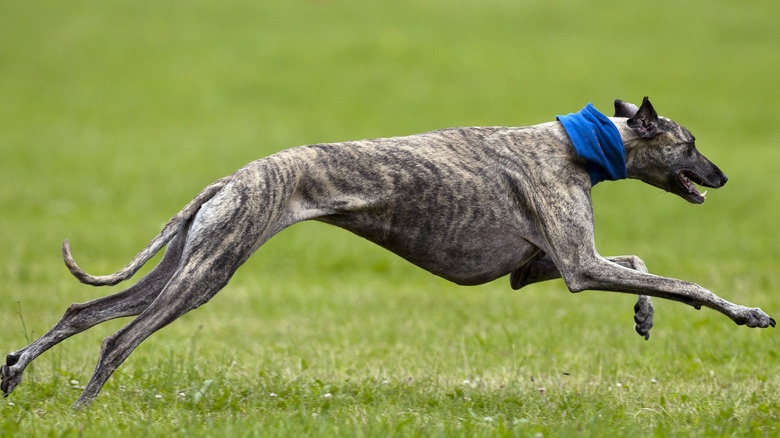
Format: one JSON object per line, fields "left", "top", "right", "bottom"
{"left": 511, "top": 253, "right": 654, "bottom": 338}
{"left": 604, "top": 256, "right": 654, "bottom": 339}
{"left": 558, "top": 256, "right": 775, "bottom": 329}
{"left": 532, "top": 189, "right": 774, "bottom": 330}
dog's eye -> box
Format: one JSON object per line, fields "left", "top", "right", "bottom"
{"left": 673, "top": 142, "right": 695, "bottom": 157}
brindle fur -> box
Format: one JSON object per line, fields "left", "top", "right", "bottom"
{"left": 2, "top": 97, "right": 774, "bottom": 408}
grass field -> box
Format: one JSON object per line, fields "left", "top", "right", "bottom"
{"left": 2, "top": 0, "right": 779, "bottom": 436}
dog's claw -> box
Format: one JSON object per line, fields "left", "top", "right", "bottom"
{"left": 634, "top": 325, "right": 650, "bottom": 340}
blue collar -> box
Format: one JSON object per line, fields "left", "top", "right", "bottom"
{"left": 556, "top": 103, "right": 626, "bottom": 186}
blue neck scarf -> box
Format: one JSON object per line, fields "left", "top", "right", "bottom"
{"left": 556, "top": 103, "right": 626, "bottom": 186}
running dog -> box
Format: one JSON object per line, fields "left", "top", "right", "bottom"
{"left": 2, "top": 97, "right": 774, "bottom": 408}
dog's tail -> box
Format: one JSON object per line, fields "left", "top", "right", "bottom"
{"left": 62, "top": 176, "right": 233, "bottom": 286}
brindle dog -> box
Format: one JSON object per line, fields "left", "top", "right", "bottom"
{"left": 2, "top": 97, "right": 774, "bottom": 408}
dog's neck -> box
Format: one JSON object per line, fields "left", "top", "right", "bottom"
{"left": 610, "top": 117, "right": 642, "bottom": 144}
{"left": 556, "top": 105, "right": 626, "bottom": 186}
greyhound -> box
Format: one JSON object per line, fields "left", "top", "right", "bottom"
{"left": 2, "top": 97, "right": 774, "bottom": 408}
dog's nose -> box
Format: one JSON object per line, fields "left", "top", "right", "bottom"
{"left": 718, "top": 170, "right": 728, "bottom": 186}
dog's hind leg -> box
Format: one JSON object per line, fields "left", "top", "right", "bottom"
{"left": 511, "top": 252, "right": 654, "bottom": 339}
{"left": 70, "top": 176, "right": 296, "bottom": 408}
{"left": 2, "top": 232, "right": 186, "bottom": 397}
{"left": 509, "top": 251, "right": 559, "bottom": 290}
{"left": 74, "top": 222, "right": 253, "bottom": 408}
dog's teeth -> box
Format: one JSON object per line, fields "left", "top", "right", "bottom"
{"left": 701, "top": 190, "right": 707, "bottom": 198}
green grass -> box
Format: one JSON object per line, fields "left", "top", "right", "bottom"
{"left": 1, "top": 0, "right": 780, "bottom": 436}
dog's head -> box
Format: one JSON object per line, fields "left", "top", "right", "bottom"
{"left": 613, "top": 97, "right": 728, "bottom": 204}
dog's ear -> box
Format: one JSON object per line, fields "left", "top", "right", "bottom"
{"left": 627, "top": 96, "right": 660, "bottom": 138}
{"left": 613, "top": 99, "right": 639, "bottom": 118}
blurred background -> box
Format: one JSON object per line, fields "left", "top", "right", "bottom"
{"left": 0, "top": 0, "right": 778, "bottom": 386}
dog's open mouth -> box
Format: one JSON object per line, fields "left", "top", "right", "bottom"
{"left": 678, "top": 171, "right": 707, "bottom": 204}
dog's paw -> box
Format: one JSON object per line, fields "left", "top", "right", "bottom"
{"left": 634, "top": 295, "right": 654, "bottom": 340}
{"left": 1, "top": 352, "right": 23, "bottom": 397}
{"left": 734, "top": 307, "right": 775, "bottom": 328}
{"left": 71, "top": 396, "right": 95, "bottom": 412}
